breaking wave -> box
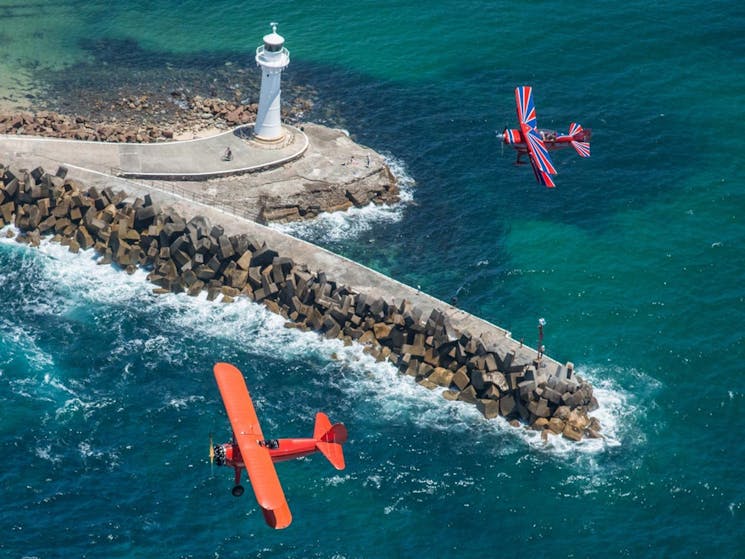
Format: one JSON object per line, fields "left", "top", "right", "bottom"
{"left": 271, "top": 152, "right": 415, "bottom": 242}
{"left": 1, "top": 226, "right": 637, "bottom": 462}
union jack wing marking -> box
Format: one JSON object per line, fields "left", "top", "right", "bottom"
{"left": 529, "top": 158, "right": 556, "bottom": 188}
{"left": 526, "top": 128, "right": 558, "bottom": 175}
{"left": 515, "top": 86, "right": 537, "bottom": 129}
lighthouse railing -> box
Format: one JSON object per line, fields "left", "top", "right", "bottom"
{"left": 256, "top": 45, "right": 290, "bottom": 61}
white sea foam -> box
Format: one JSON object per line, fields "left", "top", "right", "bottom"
{"left": 271, "top": 153, "right": 415, "bottom": 242}
{"left": 1, "top": 227, "right": 154, "bottom": 309}
{"left": 1, "top": 231, "right": 148, "bottom": 413}
{"left": 312, "top": 343, "right": 639, "bottom": 459}
{"left": 0, "top": 321, "right": 72, "bottom": 406}
{"left": 34, "top": 444, "right": 62, "bottom": 464}
{"left": 78, "top": 440, "right": 120, "bottom": 469}
{"left": 2, "top": 225, "right": 639, "bottom": 460}
{"left": 323, "top": 357, "right": 651, "bottom": 460}
{"left": 163, "top": 394, "right": 205, "bottom": 410}
{"left": 383, "top": 496, "right": 406, "bottom": 515}
{"left": 324, "top": 474, "right": 351, "bottom": 487}
{"left": 31, "top": 238, "right": 153, "bottom": 306}
{"left": 156, "top": 290, "right": 327, "bottom": 364}
{"left": 55, "top": 395, "right": 115, "bottom": 421}
{"left": 1, "top": 321, "right": 53, "bottom": 373}
{"left": 492, "top": 365, "right": 648, "bottom": 460}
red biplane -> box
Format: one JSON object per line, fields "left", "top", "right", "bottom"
{"left": 211, "top": 362, "right": 348, "bottom": 529}
{"left": 499, "top": 85, "right": 591, "bottom": 187}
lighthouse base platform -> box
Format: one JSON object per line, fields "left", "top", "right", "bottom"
{"left": 0, "top": 121, "right": 399, "bottom": 224}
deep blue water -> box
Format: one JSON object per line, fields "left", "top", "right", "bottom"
{"left": 1, "top": 1, "right": 744, "bottom": 557}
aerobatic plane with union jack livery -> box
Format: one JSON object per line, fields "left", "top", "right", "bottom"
{"left": 499, "top": 86, "right": 591, "bottom": 187}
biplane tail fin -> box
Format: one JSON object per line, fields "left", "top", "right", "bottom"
{"left": 568, "top": 122, "right": 591, "bottom": 157}
{"left": 313, "top": 412, "right": 348, "bottom": 470}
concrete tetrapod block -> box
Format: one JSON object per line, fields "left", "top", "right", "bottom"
{"left": 477, "top": 399, "right": 500, "bottom": 419}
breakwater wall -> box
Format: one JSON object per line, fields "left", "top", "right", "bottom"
{"left": 0, "top": 162, "right": 601, "bottom": 441}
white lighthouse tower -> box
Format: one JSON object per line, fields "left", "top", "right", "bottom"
{"left": 254, "top": 22, "right": 290, "bottom": 141}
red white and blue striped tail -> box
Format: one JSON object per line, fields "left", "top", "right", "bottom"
{"left": 571, "top": 140, "right": 591, "bottom": 158}
{"left": 568, "top": 122, "right": 583, "bottom": 137}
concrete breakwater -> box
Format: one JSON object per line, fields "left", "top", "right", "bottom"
{"left": 0, "top": 163, "right": 601, "bottom": 441}
{"left": 1, "top": 123, "right": 399, "bottom": 225}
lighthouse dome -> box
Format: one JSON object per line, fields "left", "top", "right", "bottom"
{"left": 263, "top": 23, "right": 285, "bottom": 52}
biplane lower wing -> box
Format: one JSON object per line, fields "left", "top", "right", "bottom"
{"left": 213, "top": 362, "right": 292, "bottom": 529}
{"left": 529, "top": 158, "right": 556, "bottom": 187}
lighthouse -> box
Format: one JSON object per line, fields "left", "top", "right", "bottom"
{"left": 254, "top": 22, "right": 290, "bottom": 141}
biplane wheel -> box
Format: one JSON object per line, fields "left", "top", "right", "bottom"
{"left": 231, "top": 485, "right": 245, "bottom": 497}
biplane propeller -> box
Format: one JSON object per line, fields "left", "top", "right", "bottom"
{"left": 498, "top": 85, "right": 591, "bottom": 187}
{"left": 211, "top": 362, "right": 348, "bottom": 529}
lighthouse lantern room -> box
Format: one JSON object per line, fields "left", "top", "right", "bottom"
{"left": 254, "top": 22, "right": 290, "bottom": 141}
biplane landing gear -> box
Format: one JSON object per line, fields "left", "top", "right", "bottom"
{"left": 232, "top": 467, "right": 244, "bottom": 496}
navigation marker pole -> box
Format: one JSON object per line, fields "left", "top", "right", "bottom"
{"left": 538, "top": 317, "right": 546, "bottom": 360}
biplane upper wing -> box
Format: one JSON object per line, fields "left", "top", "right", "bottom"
{"left": 213, "top": 362, "right": 292, "bottom": 529}
{"left": 515, "top": 85, "right": 538, "bottom": 130}
{"left": 515, "top": 86, "right": 557, "bottom": 187}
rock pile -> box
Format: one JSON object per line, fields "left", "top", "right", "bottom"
{"left": 185, "top": 95, "right": 259, "bottom": 127}
{"left": 0, "top": 94, "right": 261, "bottom": 143}
{"left": 0, "top": 111, "right": 175, "bottom": 143}
{"left": 0, "top": 163, "right": 601, "bottom": 441}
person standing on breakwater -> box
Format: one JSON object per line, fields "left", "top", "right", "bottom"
{"left": 223, "top": 147, "right": 233, "bottom": 161}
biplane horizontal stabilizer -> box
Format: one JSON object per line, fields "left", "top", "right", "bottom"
{"left": 313, "top": 412, "right": 348, "bottom": 470}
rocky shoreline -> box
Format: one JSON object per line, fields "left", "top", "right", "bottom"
{"left": 0, "top": 93, "right": 280, "bottom": 143}
{"left": 7, "top": 41, "right": 319, "bottom": 141}
{"left": 1, "top": 162, "right": 602, "bottom": 442}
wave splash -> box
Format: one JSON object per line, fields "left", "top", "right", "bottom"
{"left": 1, "top": 226, "right": 639, "bottom": 462}
{"left": 271, "top": 152, "right": 415, "bottom": 242}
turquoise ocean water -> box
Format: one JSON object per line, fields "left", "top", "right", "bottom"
{"left": 1, "top": 1, "right": 744, "bottom": 557}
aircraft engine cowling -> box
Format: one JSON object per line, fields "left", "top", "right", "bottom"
{"left": 213, "top": 444, "right": 227, "bottom": 466}
{"left": 503, "top": 128, "right": 522, "bottom": 144}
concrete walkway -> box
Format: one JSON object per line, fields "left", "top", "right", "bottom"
{"left": 0, "top": 124, "right": 308, "bottom": 180}
{"left": 0, "top": 127, "right": 559, "bottom": 371}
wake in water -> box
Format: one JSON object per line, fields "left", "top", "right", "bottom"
{"left": 272, "top": 153, "right": 415, "bottom": 242}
